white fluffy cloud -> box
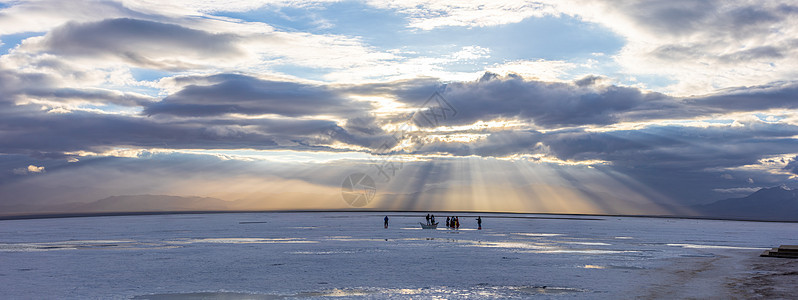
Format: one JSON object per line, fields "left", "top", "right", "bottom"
{"left": 549, "top": 0, "right": 798, "bottom": 95}
{"left": 362, "top": 0, "right": 798, "bottom": 94}
{"left": 366, "top": 0, "right": 558, "bottom": 30}
{"left": 12, "top": 165, "right": 45, "bottom": 175}
{"left": 486, "top": 59, "right": 576, "bottom": 82}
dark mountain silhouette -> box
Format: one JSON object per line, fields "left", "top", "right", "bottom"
{"left": 0, "top": 192, "right": 345, "bottom": 217}
{"left": 695, "top": 186, "right": 798, "bottom": 221}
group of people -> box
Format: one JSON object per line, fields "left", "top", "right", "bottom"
{"left": 445, "top": 216, "right": 460, "bottom": 228}
{"left": 440, "top": 215, "right": 483, "bottom": 229}
{"left": 384, "top": 214, "right": 483, "bottom": 229}
{"left": 424, "top": 213, "right": 436, "bottom": 225}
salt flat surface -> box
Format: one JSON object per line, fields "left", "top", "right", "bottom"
{"left": 1, "top": 212, "right": 797, "bottom": 299}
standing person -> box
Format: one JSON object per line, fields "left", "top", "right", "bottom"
{"left": 476, "top": 216, "right": 482, "bottom": 230}
{"left": 384, "top": 216, "right": 389, "bottom": 228}
{"left": 455, "top": 216, "right": 460, "bottom": 229}
{"left": 446, "top": 216, "right": 450, "bottom": 228}
{"left": 430, "top": 214, "right": 435, "bottom": 225}
{"left": 425, "top": 213, "right": 430, "bottom": 225}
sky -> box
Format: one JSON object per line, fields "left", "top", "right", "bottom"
{"left": 2, "top": 0, "right": 798, "bottom": 215}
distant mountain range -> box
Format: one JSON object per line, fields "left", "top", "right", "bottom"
{"left": 79, "top": 194, "right": 232, "bottom": 212}
{"left": 694, "top": 186, "right": 798, "bottom": 221}
{"left": 0, "top": 193, "right": 337, "bottom": 216}
{"left": 3, "top": 186, "right": 797, "bottom": 222}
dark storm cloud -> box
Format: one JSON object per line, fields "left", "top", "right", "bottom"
{"left": 374, "top": 74, "right": 798, "bottom": 130}
{"left": 33, "top": 18, "right": 244, "bottom": 70}
{"left": 614, "top": 1, "right": 786, "bottom": 39}
{"left": 784, "top": 156, "right": 798, "bottom": 176}
{"left": 691, "top": 82, "right": 798, "bottom": 111}
{"left": 4, "top": 68, "right": 797, "bottom": 161}
{"left": 0, "top": 103, "right": 350, "bottom": 156}
{"left": 573, "top": 75, "right": 606, "bottom": 87}
{"left": 0, "top": 69, "right": 53, "bottom": 103}
{"left": 407, "top": 73, "right": 671, "bottom": 128}
{"left": 0, "top": 69, "right": 368, "bottom": 156}
{"left": 0, "top": 69, "right": 153, "bottom": 106}
{"left": 28, "top": 87, "right": 154, "bottom": 106}
{"left": 145, "top": 74, "right": 367, "bottom": 118}
{"left": 543, "top": 123, "right": 798, "bottom": 170}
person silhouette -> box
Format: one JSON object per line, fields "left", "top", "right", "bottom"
{"left": 384, "top": 216, "right": 389, "bottom": 228}
{"left": 425, "top": 213, "right": 430, "bottom": 225}
{"left": 446, "top": 216, "right": 450, "bottom": 227}
{"left": 430, "top": 214, "right": 435, "bottom": 225}
{"left": 476, "top": 216, "right": 482, "bottom": 230}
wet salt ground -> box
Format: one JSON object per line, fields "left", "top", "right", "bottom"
{"left": 1, "top": 212, "right": 797, "bottom": 299}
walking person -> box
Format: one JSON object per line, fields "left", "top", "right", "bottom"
{"left": 384, "top": 216, "right": 389, "bottom": 228}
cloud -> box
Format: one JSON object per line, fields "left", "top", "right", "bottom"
{"left": 692, "top": 82, "right": 798, "bottom": 112}
{"left": 366, "top": 0, "right": 558, "bottom": 30}
{"left": 0, "top": 0, "right": 150, "bottom": 36}
{"left": 784, "top": 156, "right": 798, "bottom": 175}
{"left": 573, "top": 75, "right": 606, "bottom": 87}
{"left": 0, "top": 67, "right": 154, "bottom": 108}
{"left": 145, "top": 74, "right": 368, "bottom": 117}
{"left": 12, "top": 165, "right": 45, "bottom": 175}
{"left": 0, "top": 101, "right": 347, "bottom": 156}
{"left": 414, "top": 72, "right": 668, "bottom": 128}
{"left": 121, "top": 0, "right": 339, "bottom": 14}
{"left": 551, "top": 0, "right": 798, "bottom": 94}
{"left": 373, "top": 73, "right": 798, "bottom": 131}
{"left": 2, "top": 3, "right": 398, "bottom": 82}
{"left": 22, "top": 18, "right": 246, "bottom": 71}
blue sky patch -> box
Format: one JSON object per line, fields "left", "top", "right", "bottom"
{"left": 0, "top": 32, "right": 44, "bottom": 54}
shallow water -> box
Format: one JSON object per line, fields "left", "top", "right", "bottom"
{"left": 1, "top": 212, "right": 796, "bottom": 298}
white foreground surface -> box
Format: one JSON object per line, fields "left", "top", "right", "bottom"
{"left": 1, "top": 212, "right": 797, "bottom": 299}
